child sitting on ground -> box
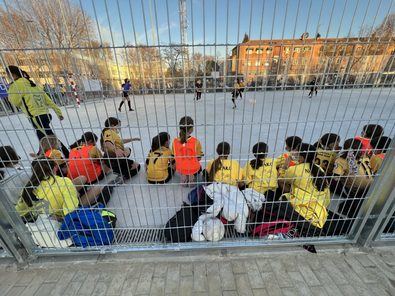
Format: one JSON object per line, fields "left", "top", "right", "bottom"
{"left": 0, "top": 146, "right": 22, "bottom": 180}
{"left": 243, "top": 142, "right": 278, "bottom": 196}
{"left": 332, "top": 138, "right": 373, "bottom": 218}
{"left": 355, "top": 124, "right": 384, "bottom": 155}
{"left": 204, "top": 141, "right": 243, "bottom": 187}
{"left": 314, "top": 133, "right": 341, "bottom": 175}
{"left": 68, "top": 132, "right": 112, "bottom": 184}
{"left": 172, "top": 116, "right": 204, "bottom": 185}
{"left": 275, "top": 136, "right": 302, "bottom": 178}
{"left": 146, "top": 132, "right": 175, "bottom": 184}
{"left": 16, "top": 157, "right": 109, "bottom": 222}
{"left": 31, "top": 135, "right": 68, "bottom": 176}
{"left": 370, "top": 136, "right": 392, "bottom": 174}
{"left": 101, "top": 117, "right": 141, "bottom": 179}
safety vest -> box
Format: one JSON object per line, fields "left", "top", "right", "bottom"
{"left": 67, "top": 145, "right": 102, "bottom": 183}
{"left": 173, "top": 137, "right": 201, "bottom": 175}
{"left": 355, "top": 136, "right": 372, "bottom": 154}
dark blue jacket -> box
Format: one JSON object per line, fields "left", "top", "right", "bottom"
{"left": 58, "top": 204, "right": 114, "bottom": 247}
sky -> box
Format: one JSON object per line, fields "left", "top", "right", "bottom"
{"left": 1, "top": 0, "right": 393, "bottom": 58}
{"left": 75, "top": 0, "right": 394, "bottom": 55}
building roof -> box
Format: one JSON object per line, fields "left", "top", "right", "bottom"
{"left": 232, "top": 36, "right": 393, "bottom": 51}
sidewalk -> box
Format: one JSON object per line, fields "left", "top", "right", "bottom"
{"left": 0, "top": 248, "right": 394, "bottom": 296}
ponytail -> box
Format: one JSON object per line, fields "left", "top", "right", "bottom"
{"left": 179, "top": 116, "right": 194, "bottom": 144}
{"left": 250, "top": 142, "right": 268, "bottom": 169}
{"left": 298, "top": 143, "right": 328, "bottom": 192}
{"left": 21, "top": 157, "right": 56, "bottom": 207}
{"left": 21, "top": 70, "right": 36, "bottom": 87}
{"left": 208, "top": 142, "right": 230, "bottom": 182}
{"left": 151, "top": 132, "right": 170, "bottom": 152}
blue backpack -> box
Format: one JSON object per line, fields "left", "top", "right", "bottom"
{"left": 58, "top": 204, "right": 115, "bottom": 248}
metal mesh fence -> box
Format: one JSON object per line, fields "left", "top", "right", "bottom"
{"left": 0, "top": 0, "right": 394, "bottom": 253}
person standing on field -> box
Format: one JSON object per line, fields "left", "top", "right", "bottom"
{"left": 118, "top": 78, "right": 133, "bottom": 112}
{"left": 6, "top": 65, "right": 69, "bottom": 158}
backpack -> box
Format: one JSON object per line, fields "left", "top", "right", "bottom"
{"left": 164, "top": 205, "right": 200, "bottom": 242}
{"left": 251, "top": 220, "right": 294, "bottom": 238}
{"left": 58, "top": 204, "right": 116, "bottom": 247}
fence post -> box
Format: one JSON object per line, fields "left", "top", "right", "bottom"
{"left": 0, "top": 188, "right": 36, "bottom": 263}
{"left": 350, "top": 142, "right": 395, "bottom": 247}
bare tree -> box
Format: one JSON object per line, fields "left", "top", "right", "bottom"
{"left": 162, "top": 45, "right": 187, "bottom": 76}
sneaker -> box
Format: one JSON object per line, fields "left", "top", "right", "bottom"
{"left": 118, "top": 107, "right": 121, "bottom": 112}
{"left": 129, "top": 108, "right": 134, "bottom": 111}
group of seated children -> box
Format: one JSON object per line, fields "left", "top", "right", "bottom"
{"left": 0, "top": 116, "right": 141, "bottom": 224}
{"left": 0, "top": 115, "right": 391, "bottom": 238}
{"left": 144, "top": 118, "right": 391, "bottom": 236}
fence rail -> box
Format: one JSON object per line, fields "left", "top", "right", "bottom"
{"left": 0, "top": 0, "right": 394, "bottom": 261}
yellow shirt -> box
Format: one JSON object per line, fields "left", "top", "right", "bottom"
{"left": 243, "top": 158, "right": 278, "bottom": 194}
{"left": 284, "top": 163, "right": 330, "bottom": 228}
{"left": 15, "top": 176, "right": 79, "bottom": 219}
{"left": 333, "top": 157, "right": 373, "bottom": 192}
{"left": 206, "top": 159, "right": 242, "bottom": 186}
{"left": 8, "top": 78, "right": 62, "bottom": 117}
{"left": 315, "top": 149, "right": 337, "bottom": 174}
{"left": 146, "top": 148, "right": 173, "bottom": 181}
{"left": 103, "top": 129, "right": 124, "bottom": 150}
{"left": 35, "top": 176, "right": 79, "bottom": 218}
{"left": 370, "top": 154, "right": 384, "bottom": 174}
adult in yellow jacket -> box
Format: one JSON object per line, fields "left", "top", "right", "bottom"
{"left": 6, "top": 66, "right": 68, "bottom": 157}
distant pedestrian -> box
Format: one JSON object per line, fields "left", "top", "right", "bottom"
{"left": 231, "top": 79, "right": 240, "bottom": 109}
{"left": 195, "top": 79, "right": 202, "bottom": 100}
{"left": 308, "top": 78, "right": 318, "bottom": 98}
{"left": 118, "top": 78, "right": 133, "bottom": 111}
{"left": 69, "top": 79, "right": 81, "bottom": 108}
{"left": 238, "top": 78, "right": 245, "bottom": 99}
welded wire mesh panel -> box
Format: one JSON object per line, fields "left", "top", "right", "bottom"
{"left": 0, "top": 0, "right": 394, "bottom": 253}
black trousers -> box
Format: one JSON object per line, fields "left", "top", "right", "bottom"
{"left": 30, "top": 113, "right": 69, "bottom": 158}
{"left": 107, "top": 158, "right": 140, "bottom": 179}
{"left": 195, "top": 91, "right": 202, "bottom": 100}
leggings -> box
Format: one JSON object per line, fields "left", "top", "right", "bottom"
{"left": 107, "top": 158, "right": 140, "bottom": 179}
{"left": 31, "top": 113, "right": 69, "bottom": 158}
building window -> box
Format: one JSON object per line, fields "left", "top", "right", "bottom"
{"left": 293, "top": 59, "right": 298, "bottom": 65}
{"left": 247, "top": 61, "right": 251, "bottom": 66}
{"left": 255, "top": 60, "right": 261, "bottom": 66}
{"left": 246, "top": 48, "right": 253, "bottom": 54}
{"left": 284, "top": 47, "right": 291, "bottom": 54}
{"left": 256, "top": 48, "right": 263, "bottom": 54}
{"left": 303, "top": 46, "right": 311, "bottom": 52}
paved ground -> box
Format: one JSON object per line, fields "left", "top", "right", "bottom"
{"left": 0, "top": 248, "right": 394, "bottom": 296}
{"left": 1, "top": 89, "right": 394, "bottom": 229}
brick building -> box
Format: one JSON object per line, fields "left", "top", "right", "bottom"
{"left": 230, "top": 37, "right": 395, "bottom": 86}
